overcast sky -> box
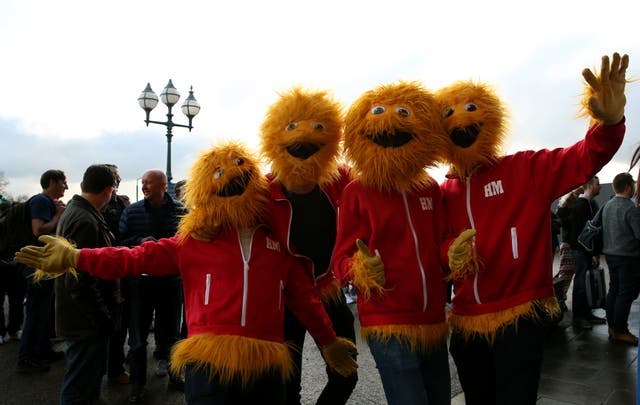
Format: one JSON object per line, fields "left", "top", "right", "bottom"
{"left": 1, "top": 0, "right": 639, "bottom": 201}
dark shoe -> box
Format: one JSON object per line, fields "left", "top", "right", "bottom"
{"left": 168, "top": 375, "right": 185, "bottom": 392}
{"left": 586, "top": 314, "right": 607, "bottom": 324}
{"left": 155, "top": 359, "right": 168, "bottom": 377}
{"left": 611, "top": 332, "right": 639, "bottom": 346}
{"left": 38, "top": 350, "right": 65, "bottom": 363}
{"left": 17, "top": 359, "right": 51, "bottom": 374}
{"left": 108, "top": 372, "right": 130, "bottom": 384}
{"left": 572, "top": 318, "right": 593, "bottom": 330}
{"left": 128, "top": 385, "right": 146, "bottom": 403}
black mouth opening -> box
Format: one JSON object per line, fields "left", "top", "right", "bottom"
{"left": 368, "top": 131, "right": 414, "bottom": 148}
{"left": 449, "top": 124, "right": 482, "bottom": 148}
{"left": 286, "top": 142, "right": 322, "bottom": 160}
{"left": 217, "top": 170, "right": 253, "bottom": 197}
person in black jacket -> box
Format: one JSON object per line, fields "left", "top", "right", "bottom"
{"left": 54, "top": 164, "right": 118, "bottom": 404}
{"left": 561, "top": 176, "right": 607, "bottom": 329}
{"left": 102, "top": 164, "right": 131, "bottom": 384}
{"left": 119, "top": 169, "right": 186, "bottom": 403}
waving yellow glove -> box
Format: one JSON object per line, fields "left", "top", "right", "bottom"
{"left": 320, "top": 337, "right": 358, "bottom": 377}
{"left": 15, "top": 235, "right": 80, "bottom": 280}
{"left": 448, "top": 229, "right": 476, "bottom": 281}
{"left": 582, "top": 52, "right": 629, "bottom": 125}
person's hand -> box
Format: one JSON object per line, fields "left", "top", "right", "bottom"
{"left": 448, "top": 229, "right": 476, "bottom": 280}
{"left": 54, "top": 199, "right": 66, "bottom": 215}
{"left": 15, "top": 235, "right": 80, "bottom": 275}
{"left": 355, "top": 239, "right": 385, "bottom": 286}
{"left": 582, "top": 52, "right": 629, "bottom": 125}
{"left": 320, "top": 337, "right": 358, "bottom": 377}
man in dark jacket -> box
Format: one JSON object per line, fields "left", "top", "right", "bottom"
{"left": 119, "top": 169, "right": 185, "bottom": 402}
{"left": 55, "top": 164, "right": 118, "bottom": 404}
{"left": 561, "top": 176, "right": 607, "bottom": 329}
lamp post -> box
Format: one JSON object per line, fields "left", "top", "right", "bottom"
{"left": 137, "top": 80, "right": 200, "bottom": 183}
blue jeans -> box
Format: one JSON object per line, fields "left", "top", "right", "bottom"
{"left": 368, "top": 335, "right": 451, "bottom": 405}
{"left": 571, "top": 249, "right": 592, "bottom": 319}
{"left": 18, "top": 265, "right": 54, "bottom": 361}
{"left": 184, "top": 364, "right": 285, "bottom": 405}
{"left": 60, "top": 336, "right": 108, "bottom": 405}
{"left": 605, "top": 255, "right": 640, "bottom": 334}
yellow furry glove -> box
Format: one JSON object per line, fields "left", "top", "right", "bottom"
{"left": 582, "top": 52, "right": 629, "bottom": 125}
{"left": 15, "top": 235, "right": 80, "bottom": 278}
{"left": 448, "top": 229, "right": 476, "bottom": 281}
{"left": 320, "top": 337, "right": 358, "bottom": 377}
{"left": 355, "top": 239, "right": 385, "bottom": 285}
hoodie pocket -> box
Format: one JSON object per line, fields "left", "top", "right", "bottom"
{"left": 511, "top": 227, "right": 519, "bottom": 259}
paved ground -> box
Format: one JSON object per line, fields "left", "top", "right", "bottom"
{"left": 0, "top": 301, "right": 460, "bottom": 405}
{"left": 1, "top": 256, "right": 637, "bottom": 404}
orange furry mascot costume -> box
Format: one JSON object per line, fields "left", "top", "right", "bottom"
{"left": 259, "top": 87, "right": 357, "bottom": 405}
{"left": 330, "top": 81, "right": 451, "bottom": 404}
{"left": 439, "top": 53, "right": 628, "bottom": 404}
{"left": 17, "top": 142, "right": 357, "bottom": 405}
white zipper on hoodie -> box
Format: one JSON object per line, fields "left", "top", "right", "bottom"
{"left": 238, "top": 227, "right": 257, "bottom": 327}
{"left": 204, "top": 273, "right": 211, "bottom": 305}
{"left": 465, "top": 178, "right": 482, "bottom": 304}
{"left": 402, "top": 191, "right": 428, "bottom": 311}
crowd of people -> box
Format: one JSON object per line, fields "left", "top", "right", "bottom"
{"left": 0, "top": 166, "right": 188, "bottom": 403}
{"left": 0, "top": 51, "right": 635, "bottom": 405}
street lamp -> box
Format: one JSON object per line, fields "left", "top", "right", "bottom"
{"left": 137, "top": 80, "right": 200, "bottom": 183}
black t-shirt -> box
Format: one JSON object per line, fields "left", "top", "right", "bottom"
{"left": 283, "top": 185, "right": 336, "bottom": 278}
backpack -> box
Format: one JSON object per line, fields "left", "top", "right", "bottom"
{"left": 577, "top": 204, "right": 604, "bottom": 255}
{"left": 0, "top": 198, "right": 38, "bottom": 259}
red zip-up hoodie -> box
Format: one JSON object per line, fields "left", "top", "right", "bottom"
{"left": 78, "top": 228, "right": 335, "bottom": 344}
{"left": 441, "top": 121, "right": 625, "bottom": 325}
{"left": 331, "top": 180, "right": 448, "bottom": 330}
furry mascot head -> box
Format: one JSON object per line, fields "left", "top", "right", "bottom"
{"left": 344, "top": 81, "right": 445, "bottom": 192}
{"left": 435, "top": 81, "right": 509, "bottom": 178}
{"left": 178, "top": 142, "right": 269, "bottom": 242}
{"left": 260, "top": 87, "right": 343, "bottom": 191}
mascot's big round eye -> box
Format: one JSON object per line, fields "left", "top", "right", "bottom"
{"left": 285, "top": 122, "right": 298, "bottom": 131}
{"left": 312, "top": 122, "right": 325, "bottom": 131}
{"left": 395, "top": 107, "right": 410, "bottom": 117}
{"left": 233, "top": 157, "right": 244, "bottom": 166}
{"left": 371, "top": 106, "right": 386, "bottom": 115}
{"left": 442, "top": 107, "right": 455, "bottom": 118}
{"left": 464, "top": 103, "right": 478, "bottom": 112}
{"left": 213, "top": 168, "right": 224, "bottom": 180}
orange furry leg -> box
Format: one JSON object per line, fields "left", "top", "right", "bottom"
{"left": 448, "top": 297, "right": 561, "bottom": 343}
{"left": 361, "top": 322, "right": 449, "bottom": 353}
{"left": 170, "top": 334, "right": 293, "bottom": 387}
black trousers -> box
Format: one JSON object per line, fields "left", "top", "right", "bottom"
{"left": 284, "top": 295, "right": 357, "bottom": 405}
{"left": 450, "top": 314, "right": 545, "bottom": 405}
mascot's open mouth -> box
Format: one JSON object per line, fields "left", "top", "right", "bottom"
{"left": 286, "top": 142, "right": 322, "bottom": 160}
{"left": 216, "top": 170, "right": 253, "bottom": 197}
{"left": 449, "top": 124, "right": 482, "bottom": 148}
{"left": 368, "top": 131, "right": 413, "bottom": 148}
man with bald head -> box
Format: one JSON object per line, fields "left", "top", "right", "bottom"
{"left": 119, "top": 169, "right": 186, "bottom": 403}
